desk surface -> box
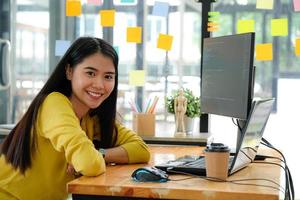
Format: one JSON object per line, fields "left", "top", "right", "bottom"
{"left": 68, "top": 145, "right": 281, "bottom": 200}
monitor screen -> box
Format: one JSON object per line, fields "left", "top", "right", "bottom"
{"left": 201, "top": 33, "right": 255, "bottom": 120}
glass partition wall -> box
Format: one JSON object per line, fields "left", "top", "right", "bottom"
{"left": 11, "top": 0, "right": 203, "bottom": 140}
{"left": 10, "top": 0, "right": 300, "bottom": 140}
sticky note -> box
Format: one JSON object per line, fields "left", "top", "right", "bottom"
{"left": 129, "top": 70, "right": 145, "bottom": 86}
{"left": 55, "top": 40, "right": 71, "bottom": 56}
{"left": 271, "top": 18, "right": 288, "bottom": 36}
{"left": 237, "top": 20, "right": 255, "bottom": 34}
{"left": 66, "top": 0, "right": 82, "bottom": 16}
{"left": 87, "top": 0, "right": 101, "bottom": 5}
{"left": 207, "top": 26, "right": 219, "bottom": 32}
{"left": 121, "top": 0, "right": 135, "bottom": 3}
{"left": 127, "top": 27, "right": 142, "bottom": 43}
{"left": 157, "top": 34, "right": 173, "bottom": 51}
{"left": 207, "top": 22, "right": 218, "bottom": 27}
{"left": 208, "top": 11, "right": 220, "bottom": 17}
{"left": 256, "top": 0, "right": 274, "bottom": 9}
{"left": 208, "top": 17, "right": 219, "bottom": 22}
{"left": 207, "top": 22, "right": 219, "bottom": 32}
{"left": 296, "top": 39, "right": 300, "bottom": 56}
{"left": 256, "top": 43, "right": 273, "bottom": 61}
{"left": 100, "top": 10, "right": 115, "bottom": 27}
{"left": 293, "top": 0, "right": 300, "bottom": 11}
{"left": 152, "top": 1, "right": 170, "bottom": 17}
{"left": 113, "top": 46, "right": 119, "bottom": 55}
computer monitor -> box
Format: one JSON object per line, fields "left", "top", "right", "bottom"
{"left": 201, "top": 33, "right": 255, "bottom": 120}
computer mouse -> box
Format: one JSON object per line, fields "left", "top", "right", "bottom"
{"left": 131, "top": 166, "right": 169, "bottom": 182}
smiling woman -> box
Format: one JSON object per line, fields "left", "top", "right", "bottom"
{"left": 66, "top": 52, "right": 116, "bottom": 119}
{"left": 0, "top": 37, "right": 150, "bottom": 200}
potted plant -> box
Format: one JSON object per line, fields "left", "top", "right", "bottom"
{"left": 165, "top": 88, "right": 201, "bottom": 134}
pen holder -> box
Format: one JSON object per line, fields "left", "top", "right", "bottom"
{"left": 133, "top": 113, "right": 155, "bottom": 136}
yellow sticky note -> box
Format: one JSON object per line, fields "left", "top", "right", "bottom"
{"left": 296, "top": 38, "right": 300, "bottom": 56}
{"left": 256, "top": 0, "right": 274, "bottom": 9}
{"left": 157, "top": 34, "right": 173, "bottom": 51}
{"left": 271, "top": 18, "right": 288, "bottom": 36}
{"left": 127, "top": 27, "right": 142, "bottom": 43}
{"left": 256, "top": 43, "right": 273, "bottom": 61}
{"left": 129, "top": 70, "right": 145, "bottom": 86}
{"left": 100, "top": 10, "right": 115, "bottom": 27}
{"left": 66, "top": 0, "right": 82, "bottom": 16}
{"left": 237, "top": 20, "right": 255, "bottom": 34}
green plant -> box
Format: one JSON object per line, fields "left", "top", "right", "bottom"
{"left": 165, "top": 88, "right": 201, "bottom": 118}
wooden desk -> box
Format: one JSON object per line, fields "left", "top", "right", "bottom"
{"left": 68, "top": 145, "right": 282, "bottom": 200}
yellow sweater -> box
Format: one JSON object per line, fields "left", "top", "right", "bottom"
{"left": 0, "top": 92, "right": 150, "bottom": 200}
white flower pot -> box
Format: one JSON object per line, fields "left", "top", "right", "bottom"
{"left": 174, "top": 115, "right": 195, "bottom": 135}
{"left": 184, "top": 116, "right": 195, "bottom": 135}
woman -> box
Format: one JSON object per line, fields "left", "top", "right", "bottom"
{"left": 0, "top": 37, "right": 150, "bottom": 200}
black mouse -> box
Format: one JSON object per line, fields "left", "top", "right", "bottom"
{"left": 131, "top": 166, "right": 169, "bottom": 182}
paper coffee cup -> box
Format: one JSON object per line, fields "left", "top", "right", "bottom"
{"left": 204, "top": 143, "right": 230, "bottom": 180}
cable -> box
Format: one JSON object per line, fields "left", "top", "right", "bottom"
{"left": 231, "top": 118, "right": 242, "bottom": 132}
{"left": 261, "top": 139, "right": 294, "bottom": 200}
{"left": 166, "top": 168, "right": 283, "bottom": 193}
{"left": 230, "top": 177, "right": 284, "bottom": 191}
{"left": 236, "top": 119, "right": 242, "bottom": 132}
{"left": 253, "top": 161, "right": 285, "bottom": 171}
{"left": 232, "top": 118, "right": 238, "bottom": 126}
{"left": 261, "top": 137, "right": 294, "bottom": 200}
{"left": 169, "top": 176, "right": 197, "bottom": 181}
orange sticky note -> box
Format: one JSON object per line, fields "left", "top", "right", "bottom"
{"left": 100, "top": 10, "right": 115, "bottom": 27}
{"left": 256, "top": 43, "right": 273, "bottom": 61}
{"left": 157, "top": 34, "right": 173, "bottom": 51}
{"left": 237, "top": 20, "right": 255, "bottom": 34}
{"left": 207, "top": 22, "right": 218, "bottom": 27}
{"left": 296, "top": 38, "right": 300, "bottom": 56}
{"left": 207, "top": 26, "right": 219, "bottom": 32}
{"left": 127, "top": 27, "right": 142, "bottom": 43}
{"left": 66, "top": 0, "right": 82, "bottom": 16}
{"left": 129, "top": 70, "right": 145, "bottom": 86}
{"left": 271, "top": 18, "right": 288, "bottom": 36}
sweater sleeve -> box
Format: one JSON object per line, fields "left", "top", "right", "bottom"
{"left": 115, "top": 123, "right": 150, "bottom": 163}
{"left": 37, "top": 92, "right": 105, "bottom": 176}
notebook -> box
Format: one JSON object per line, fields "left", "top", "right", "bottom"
{"left": 155, "top": 98, "right": 275, "bottom": 176}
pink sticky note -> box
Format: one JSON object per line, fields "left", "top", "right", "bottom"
{"left": 294, "top": 0, "right": 300, "bottom": 11}
{"left": 87, "top": 0, "right": 102, "bottom": 5}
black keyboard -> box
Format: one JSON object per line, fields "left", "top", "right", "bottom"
{"left": 156, "top": 155, "right": 234, "bottom": 176}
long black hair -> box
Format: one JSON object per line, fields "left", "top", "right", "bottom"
{"left": 0, "top": 37, "right": 119, "bottom": 174}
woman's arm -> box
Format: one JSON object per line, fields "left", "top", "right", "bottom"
{"left": 39, "top": 92, "right": 106, "bottom": 176}
{"left": 112, "top": 123, "right": 150, "bottom": 164}
{"left": 104, "top": 146, "right": 128, "bottom": 163}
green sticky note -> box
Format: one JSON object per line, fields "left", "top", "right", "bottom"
{"left": 256, "top": 0, "right": 274, "bottom": 9}
{"left": 208, "top": 11, "right": 220, "bottom": 17}
{"left": 271, "top": 18, "right": 288, "bottom": 36}
{"left": 129, "top": 70, "right": 145, "bottom": 86}
{"left": 208, "top": 16, "right": 219, "bottom": 22}
{"left": 113, "top": 46, "right": 119, "bottom": 55}
{"left": 121, "top": 0, "right": 135, "bottom": 3}
{"left": 237, "top": 20, "right": 255, "bottom": 34}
